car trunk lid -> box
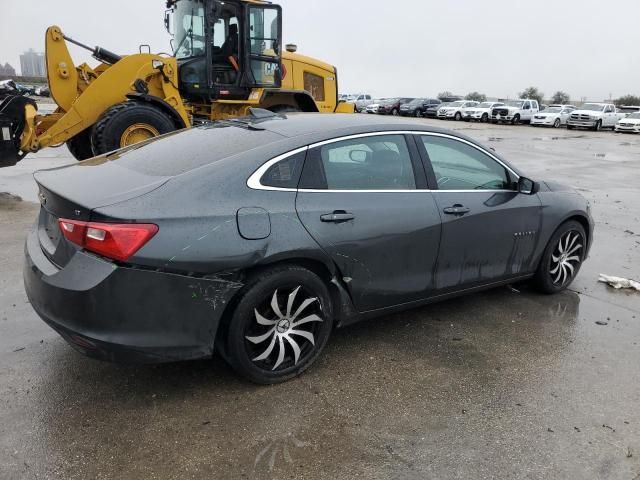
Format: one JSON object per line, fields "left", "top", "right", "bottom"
{"left": 34, "top": 162, "right": 169, "bottom": 268}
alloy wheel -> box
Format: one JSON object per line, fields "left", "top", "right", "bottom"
{"left": 245, "top": 286, "right": 323, "bottom": 371}
{"left": 549, "top": 230, "right": 583, "bottom": 286}
{"left": 554, "top": 118, "right": 561, "bottom": 128}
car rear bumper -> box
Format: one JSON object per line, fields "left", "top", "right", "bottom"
{"left": 23, "top": 224, "right": 243, "bottom": 363}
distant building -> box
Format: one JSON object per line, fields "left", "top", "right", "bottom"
{"left": 0, "top": 62, "right": 17, "bottom": 77}
{"left": 20, "top": 49, "right": 46, "bottom": 77}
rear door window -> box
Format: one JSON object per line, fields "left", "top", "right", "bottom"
{"left": 300, "top": 135, "right": 416, "bottom": 190}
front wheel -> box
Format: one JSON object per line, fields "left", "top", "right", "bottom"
{"left": 553, "top": 118, "right": 561, "bottom": 128}
{"left": 415, "top": 110, "right": 421, "bottom": 118}
{"left": 481, "top": 113, "right": 489, "bottom": 123}
{"left": 391, "top": 108, "right": 399, "bottom": 116}
{"left": 593, "top": 120, "right": 602, "bottom": 131}
{"left": 511, "top": 114, "right": 521, "bottom": 125}
{"left": 533, "top": 221, "right": 586, "bottom": 294}
{"left": 454, "top": 112, "right": 462, "bottom": 121}
{"left": 225, "top": 265, "right": 334, "bottom": 384}
{"left": 91, "top": 102, "right": 176, "bottom": 155}
{"left": 66, "top": 127, "right": 95, "bottom": 161}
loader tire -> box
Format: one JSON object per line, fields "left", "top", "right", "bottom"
{"left": 91, "top": 102, "right": 176, "bottom": 155}
{"left": 66, "top": 127, "right": 95, "bottom": 161}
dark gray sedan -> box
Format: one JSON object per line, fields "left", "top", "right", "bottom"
{"left": 24, "top": 112, "right": 593, "bottom": 383}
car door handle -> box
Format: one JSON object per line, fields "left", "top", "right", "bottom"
{"left": 320, "top": 211, "right": 355, "bottom": 223}
{"left": 443, "top": 204, "right": 470, "bottom": 215}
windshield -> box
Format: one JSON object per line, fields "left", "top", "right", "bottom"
{"left": 408, "top": 98, "right": 425, "bottom": 105}
{"left": 477, "top": 102, "right": 496, "bottom": 108}
{"left": 438, "top": 102, "right": 450, "bottom": 108}
{"left": 545, "top": 107, "right": 562, "bottom": 113}
{"left": 449, "top": 101, "right": 465, "bottom": 107}
{"left": 627, "top": 112, "right": 640, "bottom": 119}
{"left": 505, "top": 100, "right": 524, "bottom": 108}
{"left": 383, "top": 98, "right": 399, "bottom": 104}
{"left": 173, "top": 0, "right": 206, "bottom": 59}
{"left": 581, "top": 103, "right": 605, "bottom": 111}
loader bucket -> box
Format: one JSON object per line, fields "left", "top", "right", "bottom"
{"left": 0, "top": 95, "right": 35, "bottom": 167}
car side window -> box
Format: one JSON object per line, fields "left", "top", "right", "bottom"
{"left": 523, "top": 101, "right": 531, "bottom": 110}
{"left": 260, "top": 150, "right": 306, "bottom": 188}
{"left": 301, "top": 135, "right": 416, "bottom": 190}
{"left": 532, "top": 101, "right": 538, "bottom": 109}
{"left": 420, "top": 135, "right": 512, "bottom": 191}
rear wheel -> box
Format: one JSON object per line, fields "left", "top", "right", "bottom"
{"left": 415, "top": 110, "right": 421, "bottom": 118}
{"left": 269, "top": 105, "right": 301, "bottom": 114}
{"left": 225, "top": 265, "right": 334, "bottom": 384}
{"left": 481, "top": 113, "right": 489, "bottom": 123}
{"left": 553, "top": 118, "right": 561, "bottom": 128}
{"left": 533, "top": 220, "right": 586, "bottom": 294}
{"left": 66, "top": 127, "right": 94, "bottom": 161}
{"left": 91, "top": 102, "right": 176, "bottom": 155}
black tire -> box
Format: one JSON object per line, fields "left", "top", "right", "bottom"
{"left": 415, "top": 110, "right": 421, "bottom": 118}
{"left": 491, "top": 119, "right": 498, "bottom": 124}
{"left": 225, "top": 265, "right": 334, "bottom": 384}
{"left": 91, "top": 102, "right": 176, "bottom": 155}
{"left": 391, "top": 108, "right": 399, "bottom": 116}
{"left": 553, "top": 118, "right": 561, "bottom": 128}
{"left": 66, "top": 127, "right": 95, "bottom": 161}
{"left": 269, "top": 104, "right": 301, "bottom": 114}
{"left": 454, "top": 112, "right": 462, "bottom": 121}
{"left": 511, "top": 114, "right": 520, "bottom": 125}
{"left": 533, "top": 220, "right": 587, "bottom": 294}
{"left": 593, "top": 120, "right": 602, "bottom": 132}
{"left": 481, "top": 113, "right": 489, "bottom": 123}
{"left": 567, "top": 124, "right": 574, "bottom": 130}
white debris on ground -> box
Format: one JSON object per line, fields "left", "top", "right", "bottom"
{"left": 598, "top": 274, "right": 640, "bottom": 291}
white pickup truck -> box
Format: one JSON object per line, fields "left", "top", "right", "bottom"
{"left": 491, "top": 99, "right": 540, "bottom": 124}
{"left": 566, "top": 103, "right": 626, "bottom": 131}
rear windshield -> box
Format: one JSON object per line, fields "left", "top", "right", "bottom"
{"left": 82, "top": 124, "right": 284, "bottom": 176}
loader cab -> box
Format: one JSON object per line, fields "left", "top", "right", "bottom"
{"left": 169, "top": 0, "right": 282, "bottom": 101}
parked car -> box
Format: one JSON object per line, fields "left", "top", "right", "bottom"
{"left": 424, "top": 102, "right": 446, "bottom": 118}
{"left": 566, "top": 103, "right": 625, "bottom": 131}
{"left": 399, "top": 98, "right": 441, "bottom": 117}
{"left": 491, "top": 99, "right": 540, "bottom": 124}
{"left": 24, "top": 112, "right": 593, "bottom": 384}
{"left": 349, "top": 94, "right": 374, "bottom": 113}
{"left": 34, "top": 85, "right": 50, "bottom": 97}
{"left": 378, "top": 97, "right": 414, "bottom": 115}
{"left": 530, "top": 105, "right": 576, "bottom": 128}
{"left": 462, "top": 102, "right": 504, "bottom": 122}
{"left": 437, "top": 100, "right": 479, "bottom": 120}
{"left": 365, "top": 100, "right": 385, "bottom": 114}
{"left": 614, "top": 112, "right": 640, "bottom": 133}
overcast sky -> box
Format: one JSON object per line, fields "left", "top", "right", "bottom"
{"left": 1, "top": 0, "right": 638, "bottom": 101}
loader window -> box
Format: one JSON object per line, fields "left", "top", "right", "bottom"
{"left": 173, "top": 0, "right": 206, "bottom": 59}
{"left": 304, "top": 72, "right": 325, "bottom": 102}
{"left": 248, "top": 7, "right": 282, "bottom": 87}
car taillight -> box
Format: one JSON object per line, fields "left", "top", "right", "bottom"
{"left": 58, "top": 219, "right": 158, "bottom": 262}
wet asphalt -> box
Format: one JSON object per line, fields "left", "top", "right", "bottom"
{"left": 1, "top": 119, "right": 639, "bottom": 479}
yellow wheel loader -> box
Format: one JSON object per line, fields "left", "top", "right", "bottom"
{"left": 0, "top": 0, "right": 353, "bottom": 167}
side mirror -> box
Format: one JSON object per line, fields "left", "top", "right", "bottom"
{"left": 518, "top": 177, "right": 539, "bottom": 195}
{"left": 349, "top": 150, "right": 368, "bottom": 162}
{"left": 164, "top": 10, "right": 173, "bottom": 35}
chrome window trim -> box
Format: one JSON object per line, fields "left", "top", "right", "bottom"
{"left": 247, "top": 130, "right": 520, "bottom": 193}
